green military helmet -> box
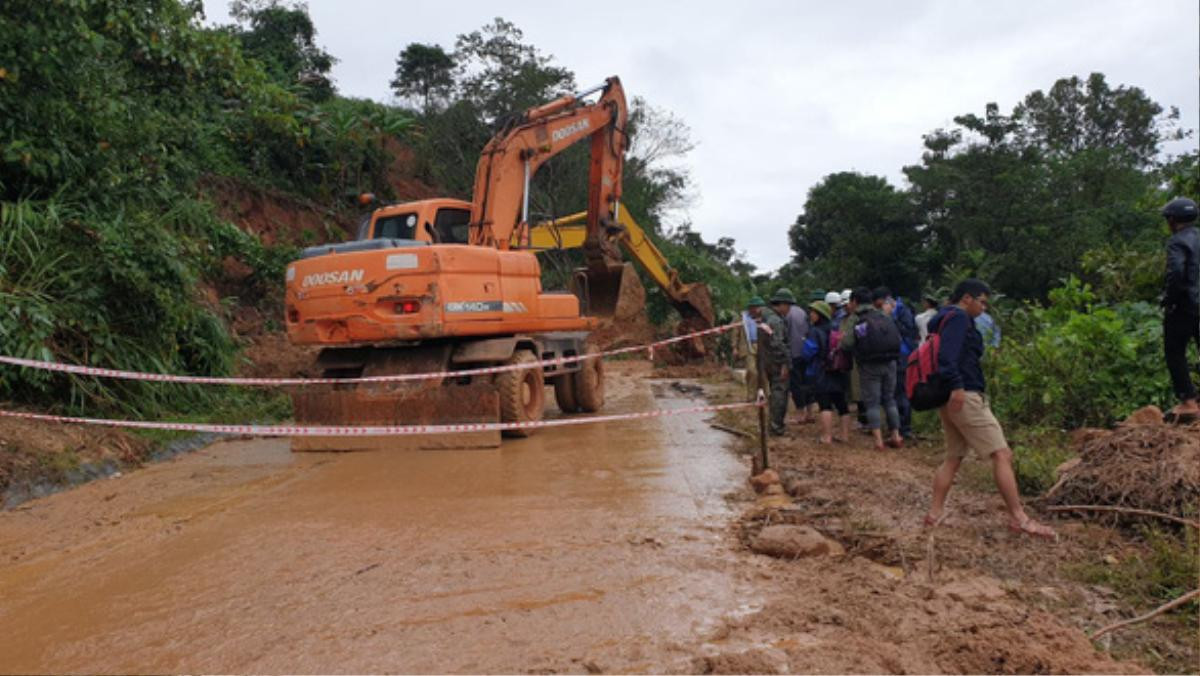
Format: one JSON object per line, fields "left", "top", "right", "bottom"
{"left": 808, "top": 301, "right": 833, "bottom": 321}
{"left": 746, "top": 295, "right": 767, "bottom": 308}
{"left": 769, "top": 288, "right": 797, "bottom": 305}
{"left": 810, "top": 289, "right": 827, "bottom": 301}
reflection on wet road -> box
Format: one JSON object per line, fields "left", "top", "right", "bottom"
{"left": 0, "top": 364, "right": 754, "bottom": 673}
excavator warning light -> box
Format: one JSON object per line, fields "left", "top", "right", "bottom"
{"left": 396, "top": 300, "right": 421, "bottom": 314}
{"left": 357, "top": 192, "right": 376, "bottom": 206}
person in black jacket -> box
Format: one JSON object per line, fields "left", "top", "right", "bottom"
{"left": 1162, "top": 197, "right": 1200, "bottom": 422}
{"left": 923, "top": 279, "right": 1055, "bottom": 540}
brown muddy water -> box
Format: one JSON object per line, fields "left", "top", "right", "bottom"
{"left": 0, "top": 366, "right": 759, "bottom": 673}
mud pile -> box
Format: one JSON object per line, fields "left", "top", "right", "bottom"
{"left": 1046, "top": 406, "right": 1200, "bottom": 523}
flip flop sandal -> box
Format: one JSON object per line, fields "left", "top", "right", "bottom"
{"left": 922, "top": 511, "right": 949, "bottom": 528}
{"left": 1008, "top": 518, "right": 1058, "bottom": 542}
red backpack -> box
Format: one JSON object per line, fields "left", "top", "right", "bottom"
{"left": 827, "top": 329, "right": 853, "bottom": 372}
{"left": 905, "top": 309, "right": 958, "bottom": 410}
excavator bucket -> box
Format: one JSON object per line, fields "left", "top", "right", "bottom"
{"left": 573, "top": 262, "right": 646, "bottom": 321}
{"left": 673, "top": 282, "right": 717, "bottom": 360}
{"left": 290, "top": 345, "right": 501, "bottom": 451}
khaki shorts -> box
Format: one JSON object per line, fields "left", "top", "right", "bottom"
{"left": 938, "top": 391, "right": 1008, "bottom": 460}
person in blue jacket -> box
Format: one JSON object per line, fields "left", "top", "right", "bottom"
{"left": 800, "top": 300, "right": 850, "bottom": 444}
{"left": 923, "top": 279, "right": 1056, "bottom": 541}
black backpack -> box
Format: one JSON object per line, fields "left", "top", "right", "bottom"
{"left": 855, "top": 312, "right": 902, "bottom": 362}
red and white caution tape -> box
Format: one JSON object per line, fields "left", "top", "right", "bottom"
{"left": 0, "top": 399, "right": 762, "bottom": 437}
{"left": 0, "top": 321, "right": 739, "bottom": 387}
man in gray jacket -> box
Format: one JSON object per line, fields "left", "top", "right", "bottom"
{"left": 1162, "top": 197, "right": 1200, "bottom": 422}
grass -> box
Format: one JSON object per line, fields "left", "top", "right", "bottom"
{"left": 37, "top": 446, "right": 83, "bottom": 481}
{"left": 1066, "top": 526, "right": 1199, "bottom": 673}
{"left": 1069, "top": 527, "right": 1199, "bottom": 613}
{"left": 128, "top": 389, "right": 293, "bottom": 444}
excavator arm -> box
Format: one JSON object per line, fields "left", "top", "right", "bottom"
{"left": 521, "top": 205, "right": 715, "bottom": 327}
{"left": 469, "top": 76, "right": 628, "bottom": 274}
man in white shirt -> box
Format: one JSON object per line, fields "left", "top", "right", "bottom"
{"left": 915, "top": 295, "right": 940, "bottom": 343}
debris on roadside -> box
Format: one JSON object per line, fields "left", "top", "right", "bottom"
{"left": 1045, "top": 406, "right": 1200, "bottom": 526}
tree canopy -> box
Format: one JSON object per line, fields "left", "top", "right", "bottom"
{"left": 775, "top": 72, "right": 1193, "bottom": 302}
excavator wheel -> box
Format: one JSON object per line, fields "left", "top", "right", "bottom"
{"left": 573, "top": 346, "right": 605, "bottom": 413}
{"left": 498, "top": 350, "right": 545, "bottom": 437}
{"left": 553, "top": 375, "right": 580, "bottom": 413}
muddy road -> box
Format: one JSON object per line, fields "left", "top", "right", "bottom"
{"left": 0, "top": 363, "right": 761, "bottom": 674}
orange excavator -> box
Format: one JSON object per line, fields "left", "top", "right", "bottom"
{"left": 285, "top": 77, "right": 642, "bottom": 450}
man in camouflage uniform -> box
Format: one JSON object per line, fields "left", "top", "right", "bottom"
{"left": 762, "top": 288, "right": 795, "bottom": 436}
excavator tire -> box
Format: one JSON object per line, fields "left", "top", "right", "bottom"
{"left": 573, "top": 347, "right": 605, "bottom": 413}
{"left": 498, "top": 350, "right": 544, "bottom": 438}
{"left": 553, "top": 375, "right": 580, "bottom": 413}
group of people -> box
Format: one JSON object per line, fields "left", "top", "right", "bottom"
{"left": 741, "top": 278, "right": 1058, "bottom": 540}
{"left": 736, "top": 196, "right": 1199, "bottom": 541}
{"left": 744, "top": 285, "right": 925, "bottom": 451}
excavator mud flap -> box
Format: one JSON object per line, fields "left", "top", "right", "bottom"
{"left": 574, "top": 262, "right": 646, "bottom": 321}
{"left": 290, "top": 345, "right": 500, "bottom": 452}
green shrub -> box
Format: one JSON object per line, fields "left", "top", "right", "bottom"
{"left": 988, "top": 277, "right": 1173, "bottom": 430}
{"left": 1009, "top": 428, "right": 1074, "bottom": 495}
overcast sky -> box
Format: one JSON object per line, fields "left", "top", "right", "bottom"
{"left": 203, "top": 0, "right": 1199, "bottom": 272}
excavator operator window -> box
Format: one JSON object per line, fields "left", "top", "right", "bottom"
{"left": 434, "top": 208, "right": 471, "bottom": 244}
{"left": 373, "top": 213, "right": 418, "bottom": 240}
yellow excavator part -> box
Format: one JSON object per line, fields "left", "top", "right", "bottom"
{"left": 521, "top": 204, "right": 715, "bottom": 328}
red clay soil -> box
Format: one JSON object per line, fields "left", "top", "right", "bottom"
{"left": 708, "top": 397, "right": 1195, "bottom": 674}
{"left": 201, "top": 141, "right": 442, "bottom": 247}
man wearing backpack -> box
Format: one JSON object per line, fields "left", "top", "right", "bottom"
{"left": 839, "top": 288, "right": 869, "bottom": 429}
{"left": 924, "top": 279, "right": 1056, "bottom": 540}
{"left": 840, "top": 288, "right": 904, "bottom": 451}
{"left": 800, "top": 300, "right": 850, "bottom": 444}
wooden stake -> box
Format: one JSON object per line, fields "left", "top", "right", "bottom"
{"left": 755, "top": 341, "right": 770, "bottom": 471}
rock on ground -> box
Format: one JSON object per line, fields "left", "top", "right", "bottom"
{"left": 750, "top": 524, "right": 844, "bottom": 559}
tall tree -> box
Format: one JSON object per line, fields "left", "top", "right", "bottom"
{"left": 788, "top": 172, "right": 926, "bottom": 296}
{"left": 453, "top": 18, "right": 576, "bottom": 122}
{"left": 903, "top": 73, "right": 1174, "bottom": 299}
{"left": 229, "top": 0, "right": 336, "bottom": 101}
{"left": 390, "top": 43, "right": 455, "bottom": 114}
